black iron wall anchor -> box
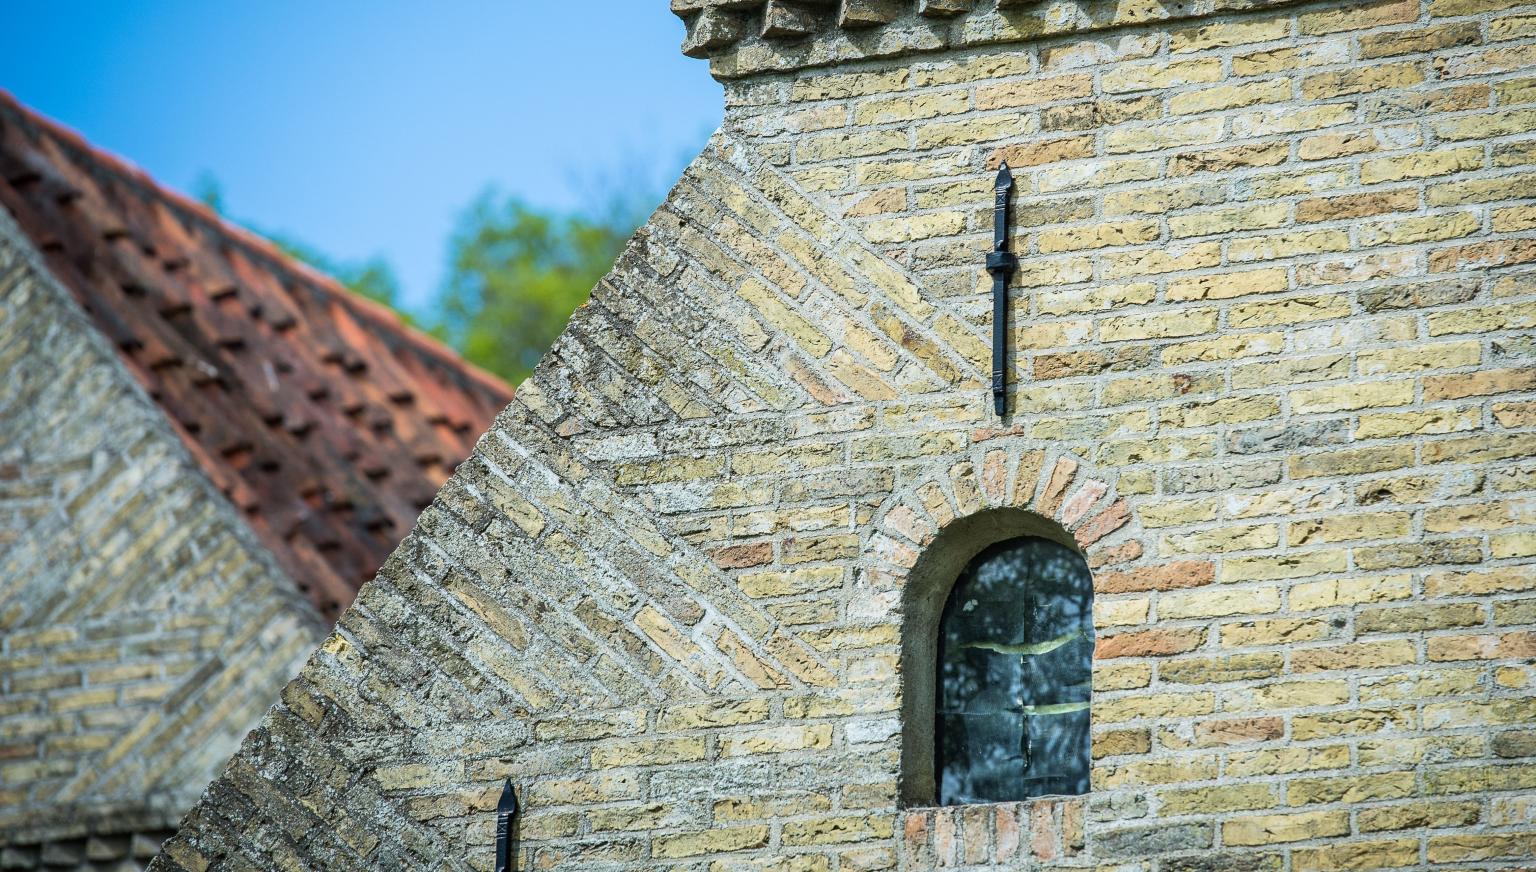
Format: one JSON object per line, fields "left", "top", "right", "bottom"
{"left": 986, "top": 162, "right": 1018, "bottom": 417}
{"left": 495, "top": 778, "right": 518, "bottom": 872}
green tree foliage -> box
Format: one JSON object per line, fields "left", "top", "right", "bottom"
{"left": 434, "top": 189, "right": 645, "bottom": 384}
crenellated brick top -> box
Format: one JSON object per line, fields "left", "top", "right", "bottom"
{"left": 673, "top": 0, "right": 1309, "bottom": 78}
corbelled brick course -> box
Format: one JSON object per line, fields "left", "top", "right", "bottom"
{"left": 155, "top": 0, "right": 1534, "bottom": 868}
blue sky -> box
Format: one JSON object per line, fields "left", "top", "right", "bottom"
{"left": 2, "top": 2, "right": 722, "bottom": 308}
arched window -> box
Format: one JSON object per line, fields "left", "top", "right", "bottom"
{"left": 936, "top": 536, "right": 1093, "bottom": 805}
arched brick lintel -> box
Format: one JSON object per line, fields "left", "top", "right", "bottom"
{"left": 872, "top": 448, "right": 1148, "bottom": 808}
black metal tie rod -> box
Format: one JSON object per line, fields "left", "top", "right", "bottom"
{"left": 986, "top": 162, "right": 1017, "bottom": 418}
{"left": 495, "top": 779, "right": 518, "bottom": 872}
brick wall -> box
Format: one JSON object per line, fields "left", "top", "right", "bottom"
{"left": 154, "top": 0, "right": 1536, "bottom": 868}
{"left": 0, "top": 209, "right": 324, "bottom": 868}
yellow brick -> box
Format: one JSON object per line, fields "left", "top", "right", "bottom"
{"left": 1291, "top": 511, "right": 1412, "bottom": 545}
{"left": 1357, "top": 407, "right": 1481, "bottom": 439}
{"left": 1037, "top": 220, "right": 1160, "bottom": 253}
{"left": 1427, "top": 172, "right": 1536, "bottom": 206}
{"left": 1293, "top": 640, "right": 1417, "bottom": 673}
{"left": 1015, "top": 255, "right": 1093, "bottom": 288}
{"left": 1292, "top": 574, "right": 1414, "bottom": 611}
{"left": 1244, "top": 168, "right": 1352, "bottom": 200}
{"left": 780, "top": 814, "right": 893, "bottom": 846}
{"left": 1290, "top": 380, "right": 1413, "bottom": 414}
{"left": 1427, "top": 567, "right": 1536, "bottom": 597}
{"left": 796, "top": 129, "right": 907, "bottom": 162}
{"left": 913, "top": 54, "right": 1032, "bottom": 87}
{"left": 1170, "top": 80, "right": 1292, "bottom": 115}
{"left": 736, "top": 278, "right": 831, "bottom": 358}
{"left": 854, "top": 90, "right": 967, "bottom": 125}
{"left": 1171, "top": 17, "right": 1291, "bottom": 52}
{"left": 861, "top": 211, "right": 966, "bottom": 244}
{"left": 1105, "top": 118, "right": 1225, "bottom": 154}
{"left": 1159, "top": 783, "right": 1278, "bottom": 815}
{"left": 1361, "top": 341, "right": 1481, "bottom": 374}
{"left": 659, "top": 700, "right": 771, "bottom": 731}
{"left": 1293, "top": 839, "right": 1419, "bottom": 871}
{"left": 1301, "top": 0, "right": 1416, "bottom": 34}
{"left": 855, "top": 154, "right": 966, "bottom": 185}
{"left": 1162, "top": 396, "right": 1280, "bottom": 429}
{"left": 1363, "top": 735, "right": 1483, "bottom": 767}
{"left": 1220, "top": 617, "right": 1335, "bottom": 647}
{"left": 1358, "top": 211, "right": 1481, "bottom": 247}
{"left": 1161, "top": 587, "right": 1282, "bottom": 619}
{"left": 1101, "top": 244, "right": 1222, "bottom": 279}
{"left": 1426, "top": 500, "right": 1536, "bottom": 533}
{"left": 653, "top": 825, "right": 770, "bottom": 859}
{"left": 592, "top": 737, "right": 708, "bottom": 768}
{"left": 1161, "top": 523, "right": 1279, "bottom": 554}
{"left": 1096, "top": 756, "right": 1220, "bottom": 788}
{"left": 1428, "top": 301, "right": 1536, "bottom": 336}
{"left": 1226, "top": 745, "right": 1351, "bottom": 777}
{"left": 1302, "top": 62, "right": 1425, "bottom": 99}
{"left": 1223, "top": 550, "right": 1350, "bottom": 582}
{"left": 1222, "top": 680, "right": 1351, "bottom": 711}
{"left": 1361, "top": 21, "right": 1482, "bottom": 58}
{"left": 1162, "top": 332, "right": 1285, "bottom": 365}
{"left": 1101, "top": 58, "right": 1223, "bottom": 93}
{"left": 1427, "top": 833, "right": 1536, "bottom": 863}
{"left": 1231, "top": 104, "right": 1355, "bottom": 138}
{"left": 1100, "top": 308, "right": 1219, "bottom": 341}
{"left": 720, "top": 724, "right": 832, "bottom": 757}
{"left": 1169, "top": 205, "right": 1289, "bottom": 239}
{"left": 1299, "top": 127, "right": 1420, "bottom": 162}
{"left": 1229, "top": 231, "right": 1351, "bottom": 263}
{"left": 1360, "top": 668, "right": 1482, "bottom": 702}
{"left": 1230, "top": 295, "right": 1352, "bottom": 328}
{"left": 1235, "top": 41, "right": 1350, "bottom": 76}
{"left": 1297, "top": 709, "right": 1417, "bottom": 742}
{"left": 1167, "top": 268, "right": 1289, "bottom": 301}
{"left": 975, "top": 74, "right": 1093, "bottom": 110}
{"left": 1423, "top": 432, "right": 1536, "bottom": 465}
{"left": 1432, "top": 107, "right": 1536, "bottom": 141}
{"left": 1095, "top": 692, "right": 1216, "bottom": 722}
{"left": 738, "top": 567, "right": 843, "bottom": 598}
{"left": 1288, "top": 770, "right": 1416, "bottom": 804}
{"left": 1291, "top": 445, "right": 1416, "bottom": 478}
{"left": 1494, "top": 203, "right": 1536, "bottom": 232}
{"left": 1362, "top": 147, "right": 1484, "bottom": 183}
{"left": 791, "top": 69, "right": 909, "bottom": 101}
{"left": 1095, "top": 661, "right": 1153, "bottom": 691}
{"left": 1040, "top": 282, "right": 1156, "bottom": 315}
{"left": 1096, "top": 598, "right": 1151, "bottom": 628}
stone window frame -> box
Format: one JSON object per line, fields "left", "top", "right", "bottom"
{"left": 867, "top": 450, "right": 1142, "bottom": 808}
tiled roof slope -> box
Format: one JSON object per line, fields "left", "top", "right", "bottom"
{"left": 0, "top": 90, "right": 514, "bottom": 620}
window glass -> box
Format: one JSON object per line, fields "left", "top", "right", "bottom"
{"left": 936, "top": 536, "right": 1093, "bottom": 804}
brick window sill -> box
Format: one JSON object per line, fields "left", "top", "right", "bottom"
{"left": 900, "top": 797, "right": 1086, "bottom": 867}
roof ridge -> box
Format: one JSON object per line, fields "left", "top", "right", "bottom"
{"left": 0, "top": 87, "right": 513, "bottom": 399}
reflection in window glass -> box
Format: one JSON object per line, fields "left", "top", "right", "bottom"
{"left": 936, "top": 536, "right": 1093, "bottom": 804}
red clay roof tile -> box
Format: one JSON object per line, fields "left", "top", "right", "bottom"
{"left": 0, "top": 90, "right": 514, "bottom": 621}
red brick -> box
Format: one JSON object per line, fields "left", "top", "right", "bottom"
{"left": 1096, "top": 560, "right": 1216, "bottom": 593}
